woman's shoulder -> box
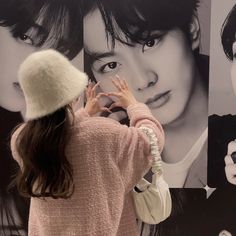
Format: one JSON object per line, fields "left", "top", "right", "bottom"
{"left": 74, "top": 108, "right": 122, "bottom": 126}
{"left": 75, "top": 115, "right": 127, "bottom": 135}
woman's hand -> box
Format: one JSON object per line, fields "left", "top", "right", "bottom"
{"left": 84, "top": 82, "right": 111, "bottom": 116}
{"left": 107, "top": 75, "right": 138, "bottom": 110}
{"left": 224, "top": 140, "right": 236, "bottom": 185}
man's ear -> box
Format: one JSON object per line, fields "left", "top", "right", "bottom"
{"left": 190, "top": 15, "right": 200, "bottom": 50}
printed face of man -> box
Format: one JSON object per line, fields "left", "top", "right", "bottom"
{"left": 0, "top": 27, "right": 36, "bottom": 112}
{"left": 231, "top": 42, "right": 236, "bottom": 95}
{"left": 0, "top": 25, "right": 84, "bottom": 115}
{"left": 84, "top": 9, "right": 198, "bottom": 125}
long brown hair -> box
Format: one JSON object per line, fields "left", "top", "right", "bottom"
{"left": 13, "top": 105, "right": 74, "bottom": 199}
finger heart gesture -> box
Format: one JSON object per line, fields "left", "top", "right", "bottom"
{"left": 107, "top": 75, "right": 138, "bottom": 110}
{"left": 85, "top": 82, "right": 111, "bottom": 116}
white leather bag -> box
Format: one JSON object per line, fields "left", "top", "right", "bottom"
{"left": 133, "top": 126, "right": 172, "bottom": 224}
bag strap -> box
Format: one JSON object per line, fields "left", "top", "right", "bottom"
{"left": 138, "top": 126, "right": 163, "bottom": 175}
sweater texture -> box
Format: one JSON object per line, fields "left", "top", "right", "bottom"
{"left": 11, "top": 103, "right": 164, "bottom": 236}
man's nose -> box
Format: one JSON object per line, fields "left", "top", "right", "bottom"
{"left": 133, "top": 70, "right": 158, "bottom": 91}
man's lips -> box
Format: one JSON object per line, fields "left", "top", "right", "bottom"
{"left": 145, "top": 90, "right": 171, "bottom": 105}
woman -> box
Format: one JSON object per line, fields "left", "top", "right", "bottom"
{"left": 10, "top": 49, "right": 166, "bottom": 236}
{"left": 83, "top": 0, "right": 209, "bottom": 188}
{"left": 0, "top": 0, "right": 83, "bottom": 234}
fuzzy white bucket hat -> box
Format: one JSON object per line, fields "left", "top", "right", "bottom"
{"left": 18, "top": 49, "right": 88, "bottom": 120}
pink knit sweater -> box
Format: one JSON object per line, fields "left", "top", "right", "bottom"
{"left": 11, "top": 103, "right": 164, "bottom": 236}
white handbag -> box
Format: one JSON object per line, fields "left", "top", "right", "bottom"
{"left": 132, "top": 126, "right": 172, "bottom": 224}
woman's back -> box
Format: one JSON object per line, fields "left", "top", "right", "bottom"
{"left": 11, "top": 104, "right": 164, "bottom": 236}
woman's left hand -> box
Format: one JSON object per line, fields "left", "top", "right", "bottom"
{"left": 224, "top": 140, "right": 236, "bottom": 185}
{"left": 84, "top": 82, "right": 111, "bottom": 116}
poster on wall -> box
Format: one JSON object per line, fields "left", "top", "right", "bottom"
{"left": 207, "top": 0, "right": 236, "bottom": 235}
{"left": 84, "top": 0, "right": 210, "bottom": 189}
{"left": 84, "top": 0, "right": 209, "bottom": 235}
{"left": 0, "top": 0, "right": 235, "bottom": 235}
{"left": 0, "top": 0, "right": 83, "bottom": 235}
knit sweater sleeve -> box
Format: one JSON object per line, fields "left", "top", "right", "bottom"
{"left": 116, "top": 103, "right": 164, "bottom": 192}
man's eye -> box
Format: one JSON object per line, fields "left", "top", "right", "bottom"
{"left": 142, "top": 36, "right": 163, "bottom": 52}
{"left": 107, "top": 62, "right": 117, "bottom": 69}
{"left": 100, "top": 62, "right": 119, "bottom": 73}
{"left": 18, "top": 34, "right": 33, "bottom": 45}
{"left": 145, "top": 39, "right": 156, "bottom": 47}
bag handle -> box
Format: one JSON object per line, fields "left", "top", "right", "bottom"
{"left": 138, "top": 126, "right": 163, "bottom": 175}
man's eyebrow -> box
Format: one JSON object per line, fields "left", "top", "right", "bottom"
{"left": 31, "top": 23, "right": 47, "bottom": 34}
{"left": 86, "top": 50, "right": 115, "bottom": 64}
{"left": 33, "top": 23, "right": 42, "bottom": 29}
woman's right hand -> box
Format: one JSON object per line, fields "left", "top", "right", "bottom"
{"left": 107, "top": 75, "right": 138, "bottom": 110}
